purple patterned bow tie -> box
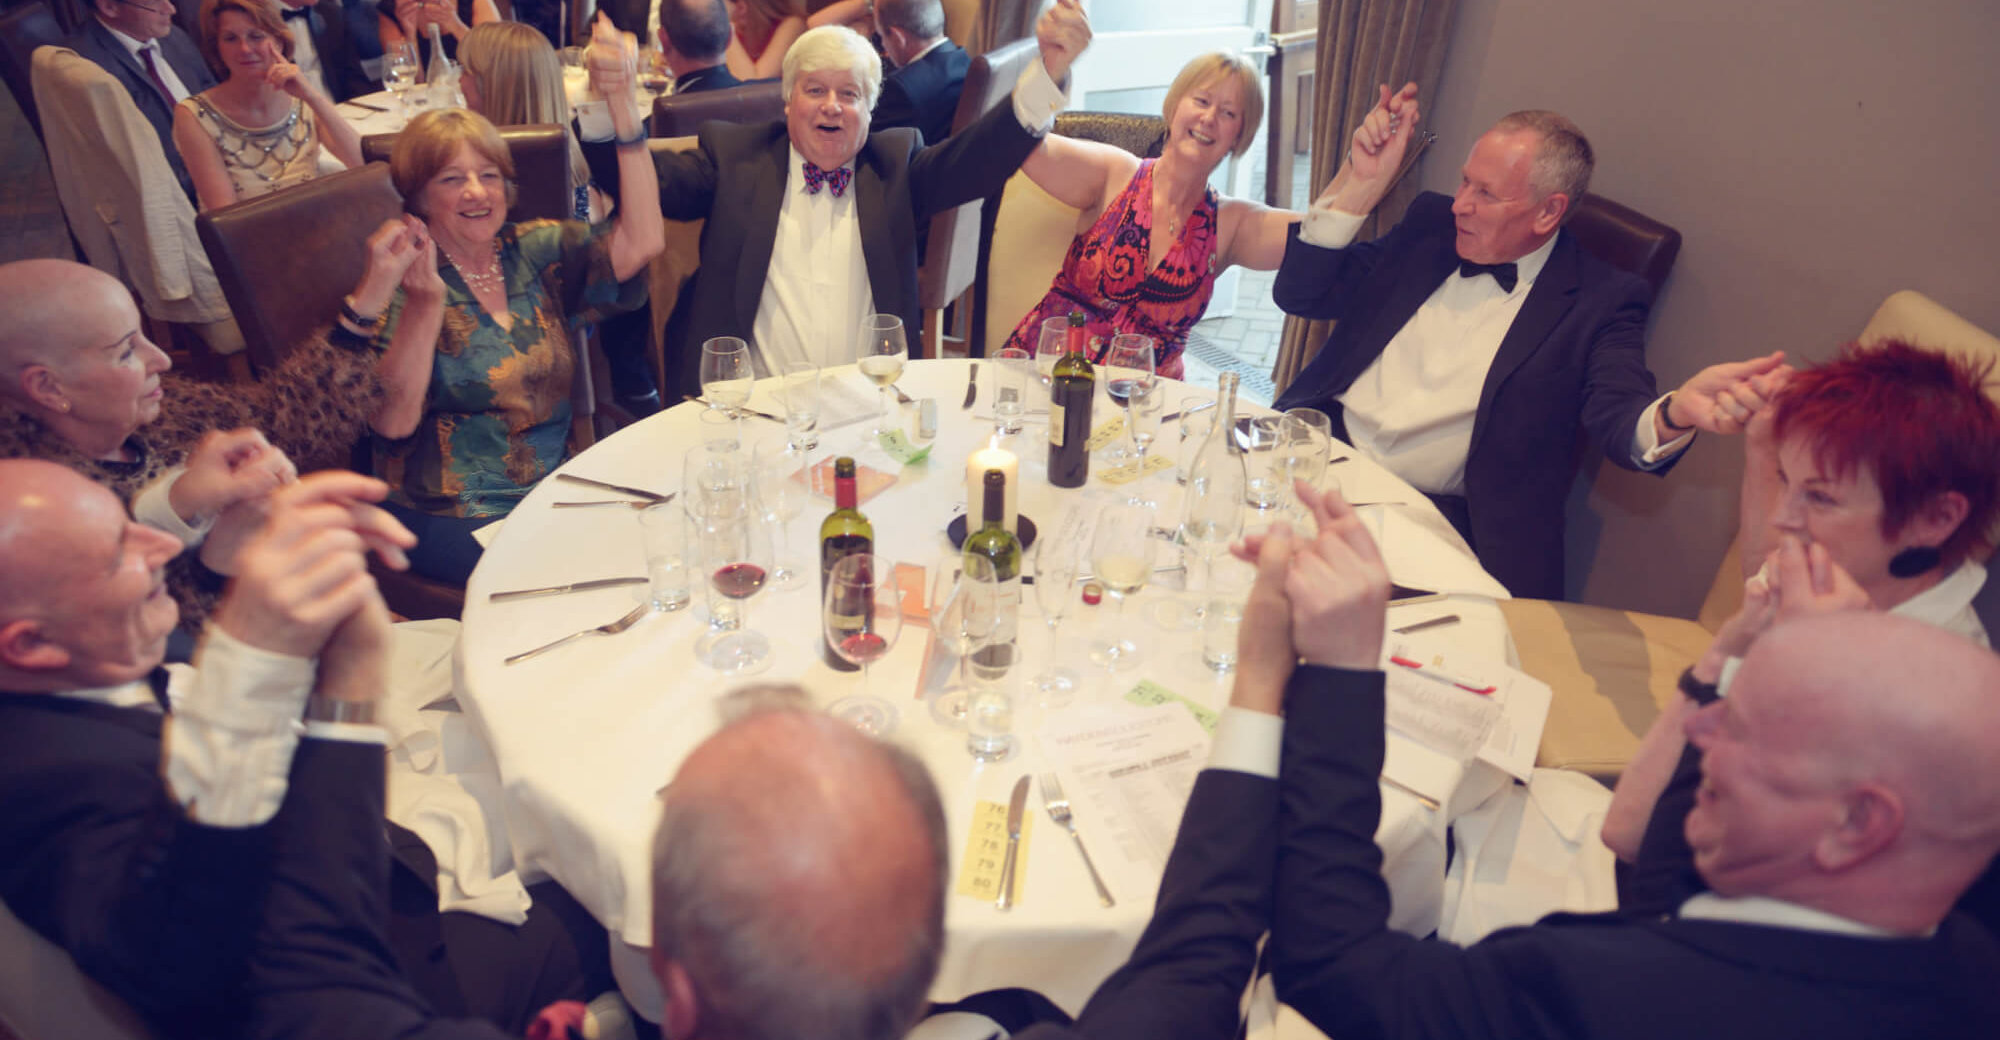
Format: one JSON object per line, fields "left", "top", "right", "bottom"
{"left": 801, "top": 161, "right": 852, "bottom": 198}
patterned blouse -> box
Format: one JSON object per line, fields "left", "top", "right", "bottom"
{"left": 180, "top": 95, "right": 323, "bottom": 201}
{"left": 1002, "top": 158, "right": 1222, "bottom": 379}
{"left": 373, "top": 219, "right": 645, "bottom": 519}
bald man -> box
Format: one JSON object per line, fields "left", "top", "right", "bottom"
{"left": 1257, "top": 484, "right": 2000, "bottom": 1040}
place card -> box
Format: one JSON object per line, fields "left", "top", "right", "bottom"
{"left": 877, "top": 429, "right": 933, "bottom": 465}
{"left": 1096, "top": 454, "right": 1174, "bottom": 485}
{"left": 1123, "top": 679, "right": 1219, "bottom": 734}
{"left": 1083, "top": 416, "right": 1128, "bottom": 452}
{"left": 955, "top": 798, "right": 1032, "bottom": 902}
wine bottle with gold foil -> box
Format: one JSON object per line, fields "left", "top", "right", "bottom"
{"left": 819, "top": 456, "right": 873, "bottom": 670}
{"left": 1047, "top": 311, "right": 1095, "bottom": 488}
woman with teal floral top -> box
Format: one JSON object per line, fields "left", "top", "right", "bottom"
{"left": 347, "top": 21, "right": 662, "bottom": 584}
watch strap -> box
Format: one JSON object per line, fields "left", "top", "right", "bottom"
{"left": 1677, "top": 665, "right": 1721, "bottom": 707}
{"left": 305, "top": 696, "right": 377, "bottom": 725}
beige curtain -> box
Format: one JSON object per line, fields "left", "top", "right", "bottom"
{"left": 1269, "top": 0, "right": 1459, "bottom": 394}
{"left": 972, "top": 0, "right": 1038, "bottom": 56}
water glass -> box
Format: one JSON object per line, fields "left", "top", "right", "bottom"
{"left": 700, "top": 336, "right": 754, "bottom": 413}
{"left": 1030, "top": 537, "right": 1080, "bottom": 708}
{"left": 993, "top": 348, "right": 1032, "bottom": 435}
{"left": 638, "top": 503, "right": 690, "bottom": 612}
{"left": 778, "top": 360, "right": 821, "bottom": 451}
{"left": 682, "top": 442, "right": 748, "bottom": 519}
{"left": 1200, "top": 554, "right": 1256, "bottom": 672}
{"left": 753, "top": 438, "right": 808, "bottom": 590}
{"left": 1241, "top": 416, "right": 1286, "bottom": 511}
{"left": 697, "top": 408, "right": 740, "bottom": 451}
{"left": 1175, "top": 398, "right": 1215, "bottom": 485}
{"left": 966, "top": 676, "right": 1017, "bottom": 762}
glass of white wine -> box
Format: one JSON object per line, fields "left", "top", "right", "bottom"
{"left": 857, "top": 313, "right": 908, "bottom": 437}
{"left": 1088, "top": 499, "right": 1156, "bottom": 672}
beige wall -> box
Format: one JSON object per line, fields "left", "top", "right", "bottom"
{"left": 1410, "top": 0, "right": 2000, "bottom": 616}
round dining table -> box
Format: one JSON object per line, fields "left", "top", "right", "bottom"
{"left": 454, "top": 358, "right": 1516, "bottom": 1019}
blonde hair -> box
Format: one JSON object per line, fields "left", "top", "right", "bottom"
{"left": 391, "top": 108, "right": 517, "bottom": 217}
{"left": 197, "top": 0, "right": 295, "bottom": 80}
{"left": 781, "top": 25, "right": 881, "bottom": 114}
{"left": 1160, "top": 52, "right": 1265, "bottom": 160}
{"left": 458, "top": 22, "right": 589, "bottom": 198}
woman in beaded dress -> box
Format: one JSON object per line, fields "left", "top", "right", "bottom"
{"left": 1002, "top": 53, "right": 1301, "bottom": 378}
{"left": 172, "top": 0, "right": 364, "bottom": 212}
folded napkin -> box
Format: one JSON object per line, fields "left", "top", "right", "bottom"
{"left": 820, "top": 371, "right": 887, "bottom": 431}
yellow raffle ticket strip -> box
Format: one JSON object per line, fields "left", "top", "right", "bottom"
{"left": 956, "top": 798, "right": 1032, "bottom": 902}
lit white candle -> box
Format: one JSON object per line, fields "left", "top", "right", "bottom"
{"left": 965, "top": 445, "right": 1020, "bottom": 537}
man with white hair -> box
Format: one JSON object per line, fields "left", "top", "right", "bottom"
{"left": 586, "top": 1, "right": 1089, "bottom": 394}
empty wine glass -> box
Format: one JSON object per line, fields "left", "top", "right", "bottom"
{"left": 825, "top": 553, "right": 905, "bottom": 736}
{"left": 1103, "top": 334, "right": 1160, "bottom": 466}
{"left": 778, "top": 359, "right": 821, "bottom": 451}
{"left": 1034, "top": 316, "right": 1069, "bottom": 388}
{"left": 1030, "top": 537, "right": 1080, "bottom": 708}
{"left": 700, "top": 336, "right": 754, "bottom": 417}
{"left": 752, "top": 438, "right": 808, "bottom": 590}
{"left": 927, "top": 553, "right": 998, "bottom": 727}
{"left": 857, "top": 314, "right": 907, "bottom": 435}
{"left": 690, "top": 496, "right": 772, "bottom": 675}
{"left": 1089, "top": 499, "right": 1157, "bottom": 671}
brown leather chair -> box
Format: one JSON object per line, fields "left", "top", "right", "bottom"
{"left": 914, "top": 36, "right": 1036, "bottom": 358}
{"left": 649, "top": 79, "right": 784, "bottom": 137}
{"left": 1566, "top": 193, "right": 1681, "bottom": 299}
{"left": 359, "top": 123, "right": 577, "bottom": 222}
{"left": 1053, "top": 111, "right": 1167, "bottom": 159}
{"left": 0, "top": 2, "right": 64, "bottom": 141}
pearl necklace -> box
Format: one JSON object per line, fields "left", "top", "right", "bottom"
{"left": 438, "top": 238, "right": 504, "bottom": 295}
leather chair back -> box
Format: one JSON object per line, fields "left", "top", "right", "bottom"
{"left": 649, "top": 79, "right": 783, "bottom": 137}
{"left": 1053, "top": 111, "right": 1167, "bottom": 159}
{"left": 1565, "top": 193, "right": 1681, "bottom": 299}
{"left": 915, "top": 37, "right": 1037, "bottom": 337}
{"left": 359, "top": 123, "right": 576, "bottom": 223}
{"left": 0, "top": 2, "right": 64, "bottom": 140}
{"left": 197, "top": 162, "right": 403, "bottom": 374}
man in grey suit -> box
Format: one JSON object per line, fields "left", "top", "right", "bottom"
{"left": 66, "top": 0, "right": 218, "bottom": 202}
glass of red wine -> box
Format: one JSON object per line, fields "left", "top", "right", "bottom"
{"left": 824, "top": 552, "right": 905, "bottom": 736}
{"left": 691, "top": 495, "right": 773, "bottom": 675}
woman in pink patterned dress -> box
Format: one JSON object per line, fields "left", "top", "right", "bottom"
{"left": 1003, "top": 52, "right": 1302, "bottom": 378}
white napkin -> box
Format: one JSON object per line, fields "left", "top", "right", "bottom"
{"left": 820, "top": 371, "right": 885, "bottom": 431}
{"left": 1370, "top": 505, "right": 1512, "bottom": 600}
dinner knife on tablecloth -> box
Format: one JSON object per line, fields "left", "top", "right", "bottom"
{"left": 996, "top": 775, "right": 1030, "bottom": 910}
{"left": 489, "top": 576, "right": 648, "bottom": 602}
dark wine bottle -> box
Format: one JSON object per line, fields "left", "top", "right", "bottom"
{"left": 963, "top": 469, "right": 1021, "bottom": 679}
{"left": 1047, "top": 311, "right": 1095, "bottom": 488}
{"left": 819, "top": 456, "right": 873, "bottom": 671}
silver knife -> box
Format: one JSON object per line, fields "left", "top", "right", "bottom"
{"left": 489, "top": 576, "right": 649, "bottom": 602}
{"left": 681, "top": 394, "right": 783, "bottom": 423}
{"left": 555, "top": 473, "right": 670, "bottom": 501}
{"left": 962, "top": 363, "right": 979, "bottom": 409}
{"left": 997, "top": 775, "right": 1030, "bottom": 910}
{"left": 1157, "top": 399, "right": 1216, "bottom": 425}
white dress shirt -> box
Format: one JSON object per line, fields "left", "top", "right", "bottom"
{"left": 102, "top": 22, "right": 193, "bottom": 102}
{"left": 56, "top": 628, "right": 380, "bottom": 828}
{"left": 1890, "top": 559, "right": 1990, "bottom": 648}
{"left": 278, "top": 5, "right": 330, "bottom": 100}
{"left": 1299, "top": 204, "right": 1692, "bottom": 496}
{"left": 1679, "top": 892, "right": 1917, "bottom": 938}
{"left": 131, "top": 466, "right": 216, "bottom": 547}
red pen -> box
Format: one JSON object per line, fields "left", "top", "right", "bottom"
{"left": 1389, "top": 656, "right": 1496, "bottom": 696}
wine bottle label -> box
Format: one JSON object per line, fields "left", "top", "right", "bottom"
{"left": 1048, "top": 399, "right": 1065, "bottom": 447}
{"left": 968, "top": 577, "right": 1022, "bottom": 681}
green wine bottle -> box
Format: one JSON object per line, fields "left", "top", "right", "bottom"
{"left": 819, "top": 456, "right": 873, "bottom": 671}
{"left": 963, "top": 469, "right": 1021, "bottom": 679}
{"left": 1048, "top": 311, "right": 1095, "bottom": 488}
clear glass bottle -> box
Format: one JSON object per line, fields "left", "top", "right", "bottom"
{"left": 1180, "top": 371, "right": 1246, "bottom": 600}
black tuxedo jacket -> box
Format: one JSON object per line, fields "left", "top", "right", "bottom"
{"left": 1272, "top": 192, "right": 1670, "bottom": 599}
{"left": 0, "top": 692, "right": 280, "bottom": 1036}
{"left": 875, "top": 39, "right": 969, "bottom": 148}
{"left": 643, "top": 99, "right": 1038, "bottom": 398}
{"left": 1266, "top": 667, "right": 2000, "bottom": 1040}
{"left": 283, "top": 0, "right": 376, "bottom": 102}
{"left": 66, "top": 20, "right": 218, "bottom": 202}
{"left": 672, "top": 63, "right": 744, "bottom": 93}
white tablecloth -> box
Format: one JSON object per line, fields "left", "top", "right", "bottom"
{"left": 455, "top": 359, "right": 1514, "bottom": 1017}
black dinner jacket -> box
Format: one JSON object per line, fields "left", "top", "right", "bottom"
{"left": 284, "top": 0, "right": 376, "bottom": 102}
{"left": 66, "top": 19, "right": 219, "bottom": 202}
{"left": 0, "top": 692, "right": 278, "bottom": 1037}
{"left": 1266, "top": 667, "right": 2000, "bottom": 1040}
{"left": 874, "top": 39, "right": 969, "bottom": 148}
{"left": 672, "top": 62, "right": 743, "bottom": 94}
{"left": 1271, "top": 192, "right": 1669, "bottom": 600}
{"left": 641, "top": 98, "right": 1038, "bottom": 399}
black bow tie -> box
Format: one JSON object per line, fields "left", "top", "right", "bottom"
{"left": 280, "top": 7, "right": 310, "bottom": 20}
{"left": 146, "top": 666, "right": 172, "bottom": 713}
{"left": 1458, "top": 260, "right": 1518, "bottom": 293}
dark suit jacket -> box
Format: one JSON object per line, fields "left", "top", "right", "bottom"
{"left": 284, "top": 0, "right": 376, "bottom": 102}
{"left": 672, "top": 63, "right": 743, "bottom": 93}
{"left": 1272, "top": 192, "right": 1670, "bottom": 599}
{"left": 0, "top": 693, "right": 280, "bottom": 1037}
{"left": 874, "top": 39, "right": 969, "bottom": 148}
{"left": 1267, "top": 667, "right": 2000, "bottom": 1040}
{"left": 66, "top": 19, "right": 218, "bottom": 202}
{"left": 641, "top": 99, "right": 1038, "bottom": 399}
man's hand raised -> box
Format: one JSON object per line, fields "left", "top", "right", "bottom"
{"left": 1036, "top": 0, "right": 1091, "bottom": 85}
{"left": 1284, "top": 482, "right": 1392, "bottom": 670}
{"left": 1660, "top": 351, "right": 1793, "bottom": 438}
{"left": 1313, "top": 81, "right": 1420, "bottom": 218}
{"left": 1231, "top": 524, "right": 1298, "bottom": 715}
{"left": 170, "top": 428, "right": 296, "bottom": 527}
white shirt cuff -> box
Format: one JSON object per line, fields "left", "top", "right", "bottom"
{"left": 304, "top": 720, "right": 389, "bottom": 744}
{"left": 1010, "top": 57, "right": 1068, "bottom": 136}
{"left": 1299, "top": 201, "right": 1366, "bottom": 250}
{"left": 162, "top": 627, "right": 316, "bottom": 827}
{"left": 131, "top": 467, "right": 215, "bottom": 547}
{"left": 1207, "top": 706, "right": 1284, "bottom": 779}
{"left": 1632, "top": 395, "right": 1696, "bottom": 467}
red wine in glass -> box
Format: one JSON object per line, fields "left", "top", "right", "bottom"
{"left": 837, "top": 631, "right": 889, "bottom": 666}
{"left": 712, "top": 562, "right": 767, "bottom": 599}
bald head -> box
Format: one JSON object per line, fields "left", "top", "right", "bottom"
{"left": 651, "top": 692, "right": 946, "bottom": 1040}
{"left": 0, "top": 260, "right": 134, "bottom": 389}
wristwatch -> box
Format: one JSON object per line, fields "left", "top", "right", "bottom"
{"left": 1660, "top": 392, "right": 1696, "bottom": 433}
{"left": 305, "top": 696, "right": 377, "bottom": 725}
{"left": 1677, "top": 665, "right": 1721, "bottom": 707}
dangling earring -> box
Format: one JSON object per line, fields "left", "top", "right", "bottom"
{"left": 1888, "top": 545, "right": 1942, "bottom": 579}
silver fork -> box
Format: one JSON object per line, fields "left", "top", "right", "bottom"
{"left": 1039, "top": 772, "right": 1115, "bottom": 907}
{"left": 505, "top": 603, "right": 649, "bottom": 665}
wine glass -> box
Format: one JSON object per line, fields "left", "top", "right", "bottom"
{"left": 1276, "top": 409, "right": 1334, "bottom": 522}
{"left": 384, "top": 43, "right": 420, "bottom": 118}
{"left": 682, "top": 443, "right": 749, "bottom": 522}
{"left": 778, "top": 359, "right": 821, "bottom": 451}
{"left": 1030, "top": 537, "right": 1080, "bottom": 708}
{"left": 825, "top": 553, "right": 905, "bottom": 736}
{"left": 857, "top": 314, "right": 907, "bottom": 435}
{"left": 700, "top": 336, "right": 754, "bottom": 418}
{"left": 1103, "top": 334, "right": 1160, "bottom": 466}
{"left": 926, "top": 553, "right": 998, "bottom": 727}
{"left": 1089, "top": 499, "right": 1157, "bottom": 671}
{"left": 690, "top": 495, "right": 773, "bottom": 674}
{"left": 751, "top": 438, "right": 809, "bottom": 590}
{"left": 1033, "top": 316, "right": 1069, "bottom": 388}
